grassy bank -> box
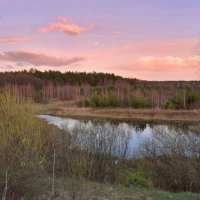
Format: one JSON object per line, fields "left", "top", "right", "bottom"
{"left": 34, "top": 101, "right": 200, "bottom": 123}
{"left": 27, "top": 178, "right": 200, "bottom": 200}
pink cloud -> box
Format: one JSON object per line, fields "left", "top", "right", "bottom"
{"left": 0, "top": 51, "right": 85, "bottom": 67}
{"left": 0, "top": 37, "right": 31, "bottom": 44}
{"left": 132, "top": 38, "right": 198, "bottom": 56}
{"left": 83, "top": 38, "right": 197, "bottom": 61}
{"left": 136, "top": 56, "right": 198, "bottom": 71}
{"left": 104, "top": 55, "right": 198, "bottom": 80}
{"left": 107, "top": 56, "right": 198, "bottom": 72}
{"left": 112, "top": 31, "right": 122, "bottom": 36}
{"left": 38, "top": 16, "right": 87, "bottom": 36}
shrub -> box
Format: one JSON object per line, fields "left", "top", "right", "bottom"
{"left": 186, "top": 90, "right": 200, "bottom": 109}
{"left": 107, "top": 93, "right": 118, "bottom": 107}
{"left": 166, "top": 94, "right": 184, "bottom": 109}
{"left": 131, "top": 96, "right": 146, "bottom": 108}
{"left": 126, "top": 170, "right": 149, "bottom": 187}
{"left": 89, "top": 94, "right": 106, "bottom": 107}
{"left": 136, "top": 127, "right": 200, "bottom": 192}
{"left": 0, "top": 93, "right": 58, "bottom": 196}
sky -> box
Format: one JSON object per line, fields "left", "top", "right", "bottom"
{"left": 0, "top": 0, "right": 200, "bottom": 80}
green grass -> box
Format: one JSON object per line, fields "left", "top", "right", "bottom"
{"left": 126, "top": 170, "right": 150, "bottom": 187}
{"left": 149, "top": 190, "right": 199, "bottom": 200}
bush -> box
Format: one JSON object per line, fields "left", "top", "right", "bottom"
{"left": 136, "top": 127, "right": 200, "bottom": 192}
{"left": 131, "top": 96, "right": 146, "bottom": 108}
{"left": 186, "top": 90, "right": 200, "bottom": 109}
{"left": 126, "top": 170, "right": 149, "bottom": 187}
{"left": 107, "top": 93, "right": 118, "bottom": 107}
{"left": 89, "top": 94, "right": 106, "bottom": 107}
{"left": 166, "top": 94, "right": 184, "bottom": 109}
{"left": 56, "top": 122, "right": 131, "bottom": 182}
{"left": 0, "top": 93, "right": 58, "bottom": 196}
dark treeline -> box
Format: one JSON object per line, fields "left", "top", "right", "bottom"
{"left": 0, "top": 69, "right": 138, "bottom": 86}
{"left": 1, "top": 69, "right": 200, "bottom": 109}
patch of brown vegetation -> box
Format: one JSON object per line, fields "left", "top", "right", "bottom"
{"left": 35, "top": 102, "right": 200, "bottom": 123}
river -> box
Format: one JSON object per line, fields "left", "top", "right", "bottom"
{"left": 38, "top": 114, "right": 200, "bottom": 157}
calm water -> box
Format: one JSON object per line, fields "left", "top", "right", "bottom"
{"left": 38, "top": 114, "right": 198, "bottom": 156}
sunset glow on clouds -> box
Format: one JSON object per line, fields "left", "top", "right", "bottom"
{"left": 38, "top": 16, "right": 88, "bottom": 36}
{"left": 0, "top": 37, "right": 31, "bottom": 44}
{"left": 0, "top": 51, "right": 85, "bottom": 66}
{"left": 0, "top": 0, "right": 200, "bottom": 80}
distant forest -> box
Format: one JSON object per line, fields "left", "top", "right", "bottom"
{"left": 1, "top": 69, "right": 200, "bottom": 109}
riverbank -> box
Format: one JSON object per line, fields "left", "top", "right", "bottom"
{"left": 34, "top": 101, "right": 200, "bottom": 123}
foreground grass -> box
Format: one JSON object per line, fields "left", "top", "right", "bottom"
{"left": 26, "top": 178, "right": 200, "bottom": 200}
{"left": 35, "top": 101, "right": 200, "bottom": 123}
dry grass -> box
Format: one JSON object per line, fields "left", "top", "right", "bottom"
{"left": 34, "top": 101, "right": 200, "bottom": 123}
{"left": 27, "top": 178, "right": 200, "bottom": 200}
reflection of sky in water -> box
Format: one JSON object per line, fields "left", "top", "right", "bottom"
{"left": 129, "top": 125, "right": 153, "bottom": 153}
{"left": 38, "top": 115, "right": 95, "bottom": 130}
{"left": 38, "top": 115, "right": 191, "bottom": 155}
{"left": 38, "top": 115, "right": 79, "bottom": 129}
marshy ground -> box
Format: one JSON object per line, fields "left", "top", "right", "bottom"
{"left": 35, "top": 101, "right": 200, "bottom": 123}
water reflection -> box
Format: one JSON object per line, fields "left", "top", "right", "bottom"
{"left": 38, "top": 115, "right": 199, "bottom": 157}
